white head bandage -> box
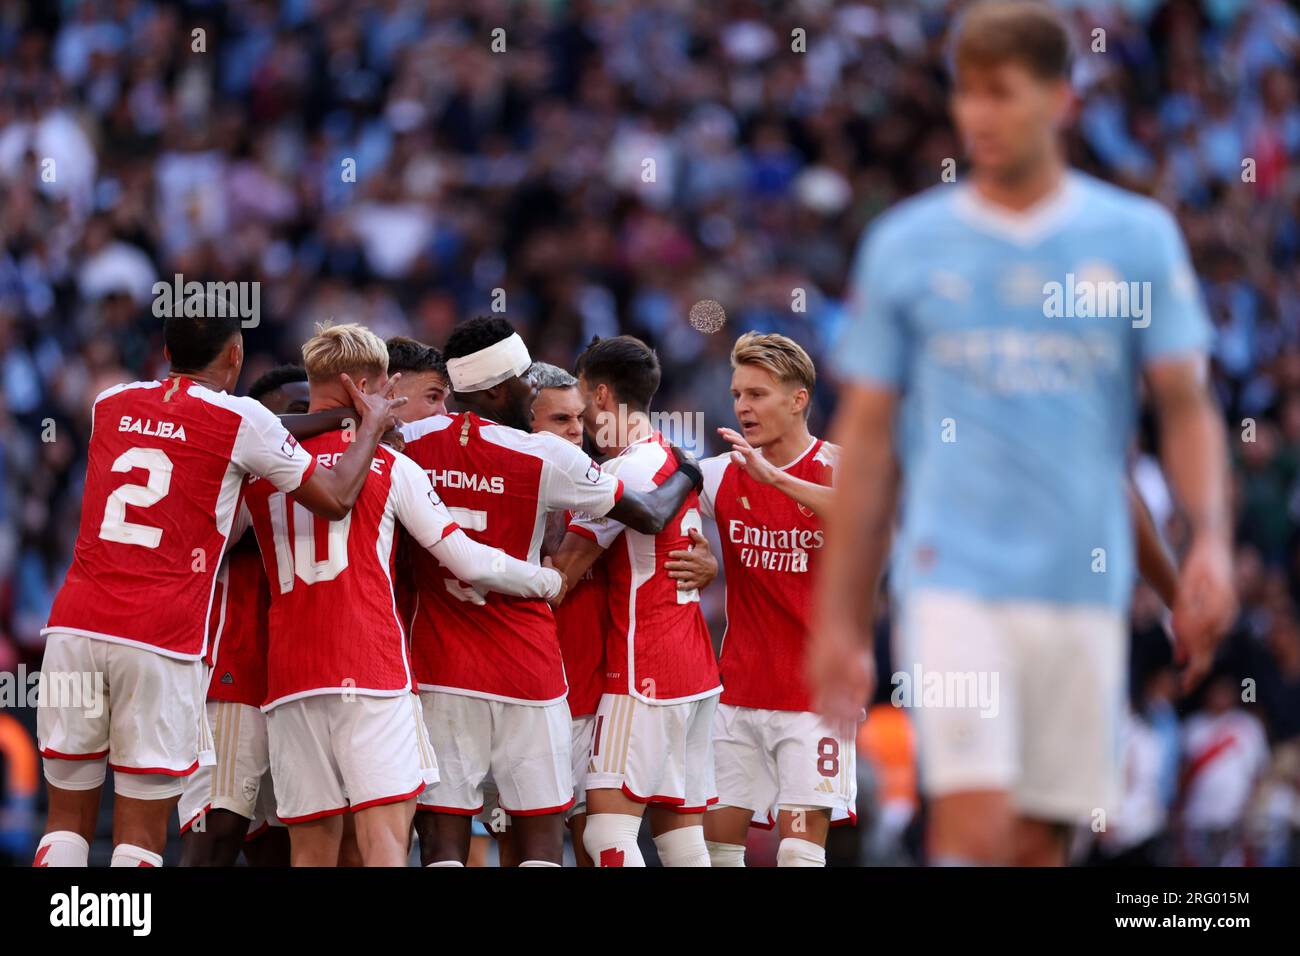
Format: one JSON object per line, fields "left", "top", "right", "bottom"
{"left": 446, "top": 332, "right": 533, "bottom": 392}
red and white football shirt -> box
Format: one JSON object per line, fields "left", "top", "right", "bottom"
{"left": 700, "top": 438, "right": 834, "bottom": 712}
{"left": 569, "top": 432, "right": 720, "bottom": 705}
{"left": 242, "top": 430, "right": 458, "bottom": 709}
{"left": 44, "top": 377, "right": 317, "bottom": 660}
{"left": 205, "top": 532, "right": 270, "bottom": 708}
{"left": 554, "top": 515, "right": 609, "bottom": 720}
{"left": 400, "top": 412, "right": 623, "bottom": 705}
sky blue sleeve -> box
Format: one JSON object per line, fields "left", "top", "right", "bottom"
{"left": 831, "top": 218, "right": 908, "bottom": 387}
{"left": 1136, "top": 205, "right": 1214, "bottom": 365}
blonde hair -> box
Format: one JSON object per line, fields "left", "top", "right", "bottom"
{"left": 302, "top": 322, "right": 389, "bottom": 383}
{"left": 730, "top": 331, "right": 816, "bottom": 395}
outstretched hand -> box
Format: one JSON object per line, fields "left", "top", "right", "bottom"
{"left": 717, "top": 426, "right": 779, "bottom": 486}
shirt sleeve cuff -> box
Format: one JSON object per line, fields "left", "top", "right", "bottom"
{"left": 566, "top": 523, "right": 600, "bottom": 543}
{"left": 295, "top": 455, "right": 318, "bottom": 490}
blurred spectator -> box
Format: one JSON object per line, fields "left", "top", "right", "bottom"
{"left": 1177, "top": 673, "right": 1270, "bottom": 865}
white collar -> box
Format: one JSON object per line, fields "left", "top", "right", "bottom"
{"left": 763, "top": 435, "right": 818, "bottom": 473}
{"left": 952, "top": 171, "right": 1083, "bottom": 247}
{"left": 615, "top": 431, "right": 658, "bottom": 458}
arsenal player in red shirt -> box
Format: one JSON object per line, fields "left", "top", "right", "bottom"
{"left": 555, "top": 336, "right": 722, "bottom": 868}
{"left": 695, "top": 332, "right": 854, "bottom": 868}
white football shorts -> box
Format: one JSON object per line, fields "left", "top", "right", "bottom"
{"left": 585, "top": 692, "right": 719, "bottom": 812}
{"left": 267, "top": 692, "right": 437, "bottom": 823}
{"left": 712, "top": 703, "right": 858, "bottom": 827}
{"left": 38, "top": 631, "right": 212, "bottom": 795}
{"left": 416, "top": 691, "right": 573, "bottom": 816}
{"left": 895, "top": 589, "right": 1125, "bottom": 822}
{"left": 178, "top": 701, "right": 272, "bottom": 831}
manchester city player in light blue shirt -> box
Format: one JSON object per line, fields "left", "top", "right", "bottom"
{"left": 810, "top": 1, "right": 1236, "bottom": 866}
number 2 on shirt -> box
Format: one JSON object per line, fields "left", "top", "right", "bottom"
{"left": 98, "top": 448, "right": 174, "bottom": 548}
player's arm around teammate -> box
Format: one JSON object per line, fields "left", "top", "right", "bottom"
{"left": 243, "top": 326, "right": 453, "bottom": 867}
{"left": 663, "top": 530, "right": 718, "bottom": 591}
{"left": 550, "top": 441, "right": 706, "bottom": 588}
{"left": 604, "top": 444, "right": 705, "bottom": 534}
{"left": 392, "top": 453, "right": 566, "bottom": 603}
{"left": 403, "top": 321, "right": 645, "bottom": 867}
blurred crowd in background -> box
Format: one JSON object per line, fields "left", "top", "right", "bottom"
{"left": 1, "top": 0, "right": 1300, "bottom": 865}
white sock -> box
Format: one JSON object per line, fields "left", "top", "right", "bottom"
{"left": 776, "top": 838, "right": 825, "bottom": 867}
{"left": 426, "top": 860, "right": 464, "bottom": 867}
{"left": 583, "top": 813, "right": 645, "bottom": 867}
{"left": 34, "top": 831, "right": 89, "bottom": 867}
{"left": 705, "top": 840, "right": 746, "bottom": 867}
{"left": 518, "top": 860, "right": 561, "bottom": 867}
{"left": 111, "top": 844, "right": 163, "bottom": 867}
{"left": 653, "top": 826, "right": 711, "bottom": 867}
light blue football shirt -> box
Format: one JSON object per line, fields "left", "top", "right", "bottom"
{"left": 835, "top": 171, "right": 1212, "bottom": 610}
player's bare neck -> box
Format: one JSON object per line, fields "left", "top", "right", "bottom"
{"left": 608, "top": 411, "right": 652, "bottom": 454}
{"left": 308, "top": 381, "right": 349, "bottom": 413}
{"left": 760, "top": 422, "right": 814, "bottom": 470}
{"left": 971, "top": 154, "right": 1065, "bottom": 214}
{"left": 167, "top": 369, "right": 222, "bottom": 393}
{"left": 456, "top": 398, "right": 492, "bottom": 423}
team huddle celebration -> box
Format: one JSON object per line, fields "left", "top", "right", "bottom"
{"left": 35, "top": 308, "right": 855, "bottom": 868}
{"left": 9, "top": 0, "right": 1293, "bottom": 880}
